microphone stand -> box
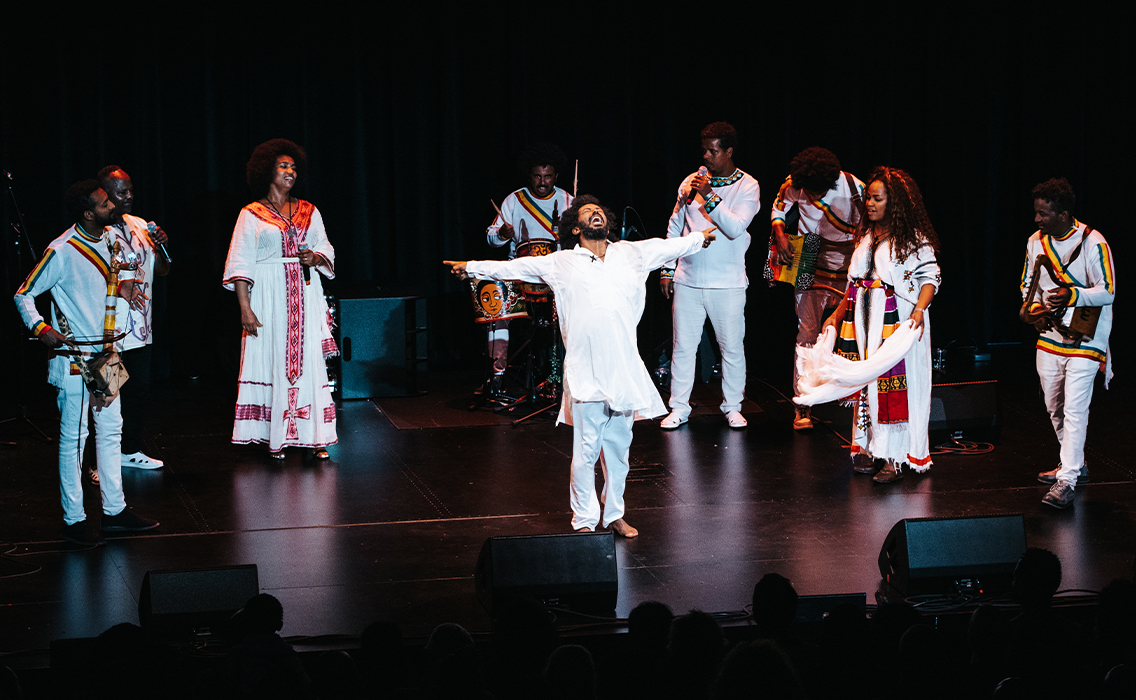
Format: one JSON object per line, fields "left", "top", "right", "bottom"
{"left": 1, "top": 170, "right": 54, "bottom": 445}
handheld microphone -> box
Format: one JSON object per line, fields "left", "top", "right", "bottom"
{"left": 146, "top": 222, "right": 172, "bottom": 264}
{"left": 685, "top": 166, "right": 709, "bottom": 205}
{"left": 299, "top": 242, "right": 311, "bottom": 284}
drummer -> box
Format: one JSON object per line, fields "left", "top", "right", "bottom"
{"left": 485, "top": 143, "right": 574, "bottom": 394}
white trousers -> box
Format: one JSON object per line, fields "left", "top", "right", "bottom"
{"left": 570, "top": 401, "right": 634, "bottom": 530}
{"left": 55, "top": 373, "right": 126, "bottom": 525}
{"left": 793, "top": 287, "right": 843, "bottom": 396}
{"left": 669, "top": 285, "right": 746, "bottom": 417}
{"left": 1036, "top": 351, "right": 1099, "bottom": 488}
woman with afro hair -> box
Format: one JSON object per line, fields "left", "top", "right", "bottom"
{"left": 223, "top": 139, "right": 338, "bottom": 459}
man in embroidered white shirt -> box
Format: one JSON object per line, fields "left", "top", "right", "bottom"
{"left": 1021, "top": 177, "right": 1115, "bottom": 509}
{"left": 13, "top": 181, "right": 159, "bottom": 545}
{"left": 659, "top": 122, "right": 759, "bottom": 430}
{"left": 483, "top": 144, "right": 574, "bottom": 394}
{"left": 447, "top": 196, "right": 716, "bottom": 536}
{"left": 99, "top": 165, "right": 170, "bottom": 470}
{"left": 770, "top": 147, "right": 865, "bottom": 431}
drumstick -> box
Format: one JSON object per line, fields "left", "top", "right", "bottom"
{"left": 573, "top": 160, "right": 578, "bottom": 197}
{"left": 490, "top": 199, "right": 504, "bottom": 219}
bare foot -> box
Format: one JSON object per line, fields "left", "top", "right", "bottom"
{"left": 607, "top": 518, "right": 638, "bottom": 538}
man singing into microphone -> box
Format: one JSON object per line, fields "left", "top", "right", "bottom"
{"left": 99, "top": 165, "right": 170, "bottom": 470}
{"left": 660, "top": 122, "right": 760, "bottom": 430}
{"left": 446, "top": 196, "right": 716, "bottom": 536}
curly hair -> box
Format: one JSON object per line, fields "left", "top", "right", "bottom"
{"left": 700, "top": 122, "right": 737, "bottom": 151}
{"left": 1031, "top": 177, "right": 1075, "bottom": 217}
{"left": 789, "top": 147, "right": 841, "bottom": 194}
{"left": 246, "top": 138, "right": 308, "bottom": 200}
{"left": 856, "top": 166, "right": 940, "bottom": 261}
{"left": 558, "top": 194, "right": 618, "bottom": 248}
{"left": 516, "top": 142, "right": 567, "bottom": 179}
{"left": 66, "top": 179, "right": 103, "bottom": 222}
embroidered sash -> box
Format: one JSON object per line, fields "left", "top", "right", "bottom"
{"left": 836, "top": 279, "right": 909, "bottom": 424}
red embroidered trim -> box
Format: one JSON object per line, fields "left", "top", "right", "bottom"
{"left": 323, "top": 404, "right": 336, "bottom": 423}
{"left": 907, "top": 453, "right": 932, "bottom": 466}
{"left": 235, "top": 404, "right": 272, "bottom": 421}
{"left": 322, "top": 337, "right": 339, "bottom": 358}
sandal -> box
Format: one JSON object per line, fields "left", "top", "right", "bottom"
{"left": 313, "top": 449, "right": 330, "bottom": 460}
{"left": 269, "top": 449, "right": 286, "bottom": 460}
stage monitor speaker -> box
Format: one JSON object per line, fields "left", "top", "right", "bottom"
{"left": 338, "top": 295, "right": 427, "bottom": 399}
{"left": 475, "top": 532, "right": 618, "bottom": 614}
{"left": 139, "top": 564, "right": 259, "bottom": 637}
{"left": 878, "top": 514, "right": 1025, "bottom": 597}
{"left": 929, "top": 379, "right": 1001, "bottom": 444}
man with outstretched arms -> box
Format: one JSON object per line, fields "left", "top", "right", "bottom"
{"left": 659, "top": 121, "right": 759, "bottom": 430}
{"left": 13, "top": 181, "right": 159, "bottom": 545}
{"left": 99, "top": 165, "right": 170, "bottom": 470}
{"left": 770, "top": 147, "right": 864, "bottom": 431}
{"left": 448, "top": 196, "right": 716, "bottom": 537}
{"left": 1020, "top": 177, "right": 1114, "bottom": 509}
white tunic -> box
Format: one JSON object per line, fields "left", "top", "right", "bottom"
{"left": 770, "top": 172, "right": 865, "bottom": 272}
{"left": 14, "top": 224, "right": 135, "bottom": 388}
{"left": 1019, "top": 220, "right": 1114, "bottom": 370}
{"left": 486, "top": 187, "right": 574, "bottom": 258}
{"left": 467, "top": 234, "right": 709, "bottom": 423}
{"left": 664, "top": 169, "right": 759, "bottom": 288}
{"left": 222, "top": 201, "right": 338, "bottom": 450}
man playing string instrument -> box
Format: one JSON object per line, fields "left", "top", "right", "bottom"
{"left": 13, "top": 180, "right": 159, "bottom": 545}
{"left": 1021, "top": 177, "right": 1115, "bottom": 509}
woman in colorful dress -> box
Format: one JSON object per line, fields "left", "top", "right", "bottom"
{"left": 816, "top": 166, "right": 941, "bottom": 483}
{"left": 223, "top": 139, "right": 338, "bottom": 459}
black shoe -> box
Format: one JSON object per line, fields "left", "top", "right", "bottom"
{"left": 1042, "top": 482, "right": 1076, "bottom": 509}
{"left": 62, "top": 521, "right": 105, "bottom": 546}
{"left": 102, "top": 507, "right": 159, "bottom": 532}
{"left": 852, "top": 454, "right": 879, "bottom": 474}
{"left": 873, "top": 462, "right": 903, "bottom": 484}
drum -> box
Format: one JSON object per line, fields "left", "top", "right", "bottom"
{"left": 469, "top": 279, "right": 527, "bottom": 324}
{"left": 515, "top": 239, "right": 556, "bottom": 301}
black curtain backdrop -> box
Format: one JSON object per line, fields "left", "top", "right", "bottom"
{"left": 3, "top": 9, "right": 1130, "bottom": 391}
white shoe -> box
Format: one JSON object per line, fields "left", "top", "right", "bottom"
{"left": 726, "top": 411, "right": 747, "bottom": 428}
{"left": 122, "top": 451, "right": 164, "bottom": 469}
{"left": 660, "top": 412, "right": 688, "bottom": 430}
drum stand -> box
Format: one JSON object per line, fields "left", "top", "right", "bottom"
{"left": 470, "top": 321, "right": 520, "bottom": 410}
{"left": 499, "top": 302, "right": 561, "bottom": 425}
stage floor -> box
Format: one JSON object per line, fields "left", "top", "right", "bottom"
{"left": 2, "top": 348, "right": 1134, "bottom": 658}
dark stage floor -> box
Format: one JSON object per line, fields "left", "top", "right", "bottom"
{"left": 2, "top": 346, "right": 1134, "bottom": 662}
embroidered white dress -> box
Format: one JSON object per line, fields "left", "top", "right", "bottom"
{"left": 223, "top": 201, "right": 338, "bottom": 451}
{"left": 845, "top": 235, "right": 940, "bottom": 469}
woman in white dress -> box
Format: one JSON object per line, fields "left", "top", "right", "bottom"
{"left": 819, "top": 166, "right": 941, "bottom": 483}
{"left": 223, "top": 139, "right": 337, "bottom": 459}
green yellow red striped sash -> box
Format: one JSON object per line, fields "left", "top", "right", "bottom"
{"left": 517, "top": 190, "right": 556, "bottom": 235}
{"left": 67, "top": 234, "right": 110, "bottom": 281}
